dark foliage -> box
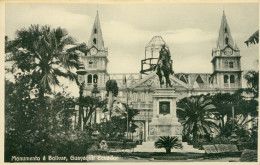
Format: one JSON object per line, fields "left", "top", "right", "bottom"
{"left": 5, "top": 76, "right": 93, "bottom": 161}
{"left": 244, "top": 70, "right": 259, "bottom": 98}
{"left": 105, "top": 80, "right": 118, "bottom": 97}
{"left": 177, "top": 95, "right": 219, "bottom": 142}
{"left": 155, "top": 136, "right": 182, "bottom": 154}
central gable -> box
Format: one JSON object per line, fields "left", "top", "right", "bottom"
{"left": 129, "top": 71, "right": 192, "bottom": 90}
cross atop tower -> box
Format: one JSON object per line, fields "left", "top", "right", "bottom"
{"left": 88, "top": 11, "right": 105, "bottom": 50}
{"left": 217, "top": 10, "right": 235, "bottom": 49}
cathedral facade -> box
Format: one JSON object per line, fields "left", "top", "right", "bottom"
{"left": 77, "top": 11, "right": 242, "bottom": 141}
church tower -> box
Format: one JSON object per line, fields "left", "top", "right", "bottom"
{"left": 82, "top": 11, "right": 109, "bottom": 93}
{"left": 210, "top": 11, "right": 242, "bottom": 89}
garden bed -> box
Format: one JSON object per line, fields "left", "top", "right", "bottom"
{"left": 109, "top": 151, "right": 206, "bottom": 160}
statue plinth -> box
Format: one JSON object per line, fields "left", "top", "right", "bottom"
{"left": 148, "top": 88, "right": 182, "bottom": 141}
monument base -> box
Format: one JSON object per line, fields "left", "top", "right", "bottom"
{"left": 134, "top": 88, "right": 204, "bottom": 153}
{"left": 148, "top": 117, "right": 182, "bottom": 141}
{"left": 148, "top": 88, "right": 182, "bottom": 142}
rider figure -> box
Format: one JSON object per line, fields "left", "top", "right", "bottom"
{"left": 158, "top": 45, "right": 173, "bottom": 75}
{"left": 155, "top": 44, "right": 174, "bottom": 88}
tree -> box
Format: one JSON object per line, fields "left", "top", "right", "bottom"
{"left": 105, "top": 80, "right": 118, "bottom": 118}
{"left": 5, "top": 75, "right": 94, "bottom": 161}
{"left": 177, "top": 95, "right": 219, "bottom": 143}
{"left": 154, "top": 136, "right": 182, "bottom": 154}
{"left": 6, "top": 25, "right": 82, "bottom": 109}
{"left": 244, "top": 70, "right": 259, "bottom": 98}
{"left": 81, "top": 96, "right": 107, "bottom": 128}
{"left": 94, "top": 106, "right": 138, "bottom": 141}
{"left": 210, "top": 91, "right": 245, "bottom": 136}
{"left": 5, "top": 75, "right": 39, "bottom": 160}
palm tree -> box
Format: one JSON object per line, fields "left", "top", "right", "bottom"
{"left": 177, "top": 95, "right": 219, "bottom": 143}
{"left": 105, "top": 80, "right": 118, "bottom": 118}
{"left": 154, "top": 136, "right": 182, "bottom": 154}
{"left": 245, "top": 30, "right": 259, "bottom": 46}
{"left": 7, "top": 25, "right": 83, "bottom": 109}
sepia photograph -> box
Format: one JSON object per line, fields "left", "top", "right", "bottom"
{"left": 3, "top": 1, "right": 259, "bottom": 163}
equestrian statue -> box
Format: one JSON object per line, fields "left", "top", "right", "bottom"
{"left": 154, "top": 44, "right": 174, "bottom": 88}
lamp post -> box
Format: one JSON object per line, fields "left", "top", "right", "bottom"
{"left": 92, "top": 83, "right": 100, "bottom": 124}
{"left": 230, "top": 105, "right": 238, "bottom": 144}
{"left": 127, "top": 102, "right": 133, "bottom": 139}
{"left": 129, "top": 121, "right": 132, "bottom": 140}
{"left": 76, "top": 62, "right": 87, "bottom": 131}
{"left": 229, "top": 93, "right": 240, "bottom": 144}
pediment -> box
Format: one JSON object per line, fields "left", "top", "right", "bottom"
{"left": 129, "top": 71, "right": 191, "bottom": 89}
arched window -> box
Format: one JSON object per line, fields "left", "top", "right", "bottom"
{"left": 89, "top": 61, "right": 93, "bottom": 68}
{"left": 93, "top": 74, "right": 98, "bottom": 83}
{"left": 225, "top": 37, "right": 229, "bottom": 45}
{"left": 229, "top": 61, "right": 234, "bottom": 68}
{"left": 93, "top": 38, "right": 96, "bottom": 44}
{"left": 88, "top": 74, "right": 93, "bottom": 84}
{"left": 230, "top": 75, "right": 235, "bottom": 83}
{"left": 224, "top": 60, "right": 229, "bottom": 68}
{"left": 224, "top": 75, "right": 229, "bottom": 83}
{"left": 94, "top": 28, "right": 97, "bottom": 34}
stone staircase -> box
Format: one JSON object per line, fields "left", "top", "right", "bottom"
{"left": 134, "top": 141, "right": 205, "bottom": 153}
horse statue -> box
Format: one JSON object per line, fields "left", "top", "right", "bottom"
{"left": 154, "top": 45, "right": 174, "bottom": 88}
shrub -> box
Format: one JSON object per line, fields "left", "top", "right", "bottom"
{"left": 155, "top": 136, "right": 182, "bottom": 154}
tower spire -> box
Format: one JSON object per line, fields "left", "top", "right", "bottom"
{"left": 88, "top": 11, "right": 105, "bottom": 50}
{"left": 217, "top": 10, "right": 235, "bottom": 49}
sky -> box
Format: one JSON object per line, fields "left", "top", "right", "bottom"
{"left": 5, "top": 3, "right": 259, "bottom": 96}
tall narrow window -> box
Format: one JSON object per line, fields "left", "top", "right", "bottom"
{"left": 93, "top": 74, "right": 98, "bottom": 83}
{"left": 225, "top": 37, "right": 229, "bottom": 45}
{"left": 230, "top": 75, "right": 235, "bottom": 83}
{"left": 93, "top": 38, "right": 96, "bottom": 44}
{"left": 94, "top": 28, "right": 97, "bottom": 34}
{"left": 229, "top": 61, "right": 234, "bottom": 68}
{"left": 88, "top": 74, "right": 92, "bottom": 84}
{"left": 224, "top": 75, "right": 229, "bottom": 83}
{"left": 224, "top": 27, "right": 228, "bottom": 33}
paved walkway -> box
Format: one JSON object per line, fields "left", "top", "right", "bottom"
{"left": 86, "top": 154, "right": 241, "bottom": 162}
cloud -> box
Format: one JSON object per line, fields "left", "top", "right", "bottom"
{"left": 161, "top": 28, "right": 217, "bottom": 44}
{"left": 101, "top": 20, "right": 217, "bottom": 73}
{"left": 6, "top": 4, "right": 92, "bottom": 42}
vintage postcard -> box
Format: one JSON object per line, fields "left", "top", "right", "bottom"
{"left": 1, "top": 0, "right": 259, "bottom": 164}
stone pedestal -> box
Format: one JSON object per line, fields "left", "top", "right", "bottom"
{"left": 134, "top": 88, "right": 204, "bottom": 153}
{"left": 148, "top": 88, "right": 182, "bottom": 142}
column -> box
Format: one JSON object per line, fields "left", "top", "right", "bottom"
{"left": 145, "top": 120, "right": 149, "bottom": 142}
{"left": 145, "top": 90, "right": 149, "bottom": 104}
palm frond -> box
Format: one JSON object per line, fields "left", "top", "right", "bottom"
{"left": 245, "top": 30, "right": 259, "bottom": 46}
{"left": 155, "top": 136, "right": 182, "bottom": 149}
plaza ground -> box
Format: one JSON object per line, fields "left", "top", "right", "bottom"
{"left": 85, "top": 154, "right": 241, "bottom": 162}
{"left": 82, "top": 150, "right": 245, "bottom": 162}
